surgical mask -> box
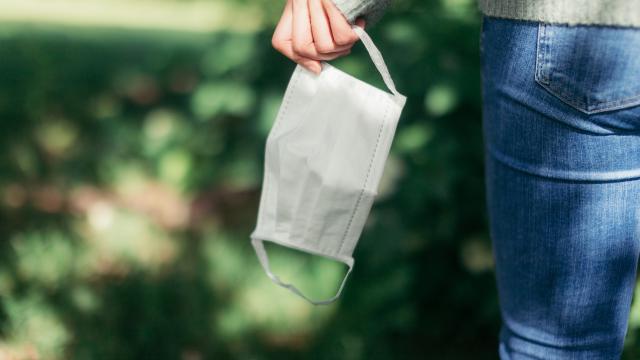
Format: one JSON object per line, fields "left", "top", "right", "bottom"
{"left": 250, "top": 25, "right": 406, "bottom": 305}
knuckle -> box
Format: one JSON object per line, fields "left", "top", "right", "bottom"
{"left": 333, "top": 39, "right": 348, "bottom": 46}
{"left": 315, "top": 42, "right": 335, "bottom": 54}
{"left": 291, "top": 42, "right": 304, "bottom": 54}
{"left": 334, "top": 33, "right": 356, "bottom": 46}
{"left": 293, "top": 45, "right": 313, "bottom": 58}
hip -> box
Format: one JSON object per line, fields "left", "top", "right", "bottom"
{"left": 481, "top": 16, "right": 640, "bottom": 181}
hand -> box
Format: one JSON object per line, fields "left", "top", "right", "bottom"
{"left": 272, "top": 0, "right": 366, "bottom": 74}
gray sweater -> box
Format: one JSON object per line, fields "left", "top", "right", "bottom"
{"left": 333, "top": 0, "right": 640, "bottom": 28}
{"left": 332, "top": 0, "right": 391, "bottom": 25}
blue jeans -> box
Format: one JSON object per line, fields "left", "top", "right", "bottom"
{"left": 481, "top": 17, "right": 640, "bottom": 359}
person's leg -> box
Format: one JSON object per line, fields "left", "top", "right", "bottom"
{"left": 481, "top": 16, "right": 640, "bottom": 359}
{"left": 486, "top": 154, "right": 640, "bottom": 359}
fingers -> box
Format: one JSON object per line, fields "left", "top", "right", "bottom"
{"left": 293, "top": 0, "right": 357, "bottom": 60}
{"left": 309, "top": 0, "right": 351, "bottom": 53}
{"left": 318, "top": 48, "right": 352, "bottom": 60}
{"left": 272, "top": 0, "right": 322, "bottom": 73}
{"left": 322, "top": 0, "right": 360, "bottom": 46}
{"left": 272, "top": 0, "right": 364, "bottom": 75}
{"left": 272, "top": 0, "right": 293, "bottom": 51}
{"left": 292, "top": 0, "right": 319, "bottom": 60}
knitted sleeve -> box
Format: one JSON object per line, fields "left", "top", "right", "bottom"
{"left": 331, "top": 0, "right": 392, "bottom": 25}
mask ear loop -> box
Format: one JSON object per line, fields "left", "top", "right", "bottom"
{"left": 251, "top": 238, "right": 354, "bottom": 306}
{"left": 251, "top": 26, "right": 399, "bottom": 305}
{"left": 351, "top": 25, "right": 405, "bottom": 103}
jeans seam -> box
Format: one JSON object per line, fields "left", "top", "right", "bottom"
{"left": 534, "top": 23, "right": 550, "bottom": 86}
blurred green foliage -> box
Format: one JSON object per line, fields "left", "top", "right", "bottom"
{"left": 0, "top": 0, "right": 640, "bottom": 359}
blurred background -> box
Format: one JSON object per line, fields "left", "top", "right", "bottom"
{"left": 1, "top": 0, "right": 640, "bottom": 359}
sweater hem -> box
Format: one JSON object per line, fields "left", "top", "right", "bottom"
{"left": 478, "top": 0, "right": 640, "bottom": 28}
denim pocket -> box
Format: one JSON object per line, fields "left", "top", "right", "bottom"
{"left": 535, "top": 23, "right": 640, "bottom": 114}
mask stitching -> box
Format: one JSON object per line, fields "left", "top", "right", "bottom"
{"left": 336, "top": 94, "right": 392, "bottom": 256}
{"left": 259, "top": 67, "right": 304, "bottom": 228}
{"left": 298, "top": 82, "right": 374, "bottom": 250}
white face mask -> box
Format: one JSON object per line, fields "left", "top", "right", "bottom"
{"left": 250, "top": 25, "right": 406, "bottom": 305}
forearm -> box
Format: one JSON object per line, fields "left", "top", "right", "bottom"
{"left": 331, "top": 0, "right": 391, "bottom": 25}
